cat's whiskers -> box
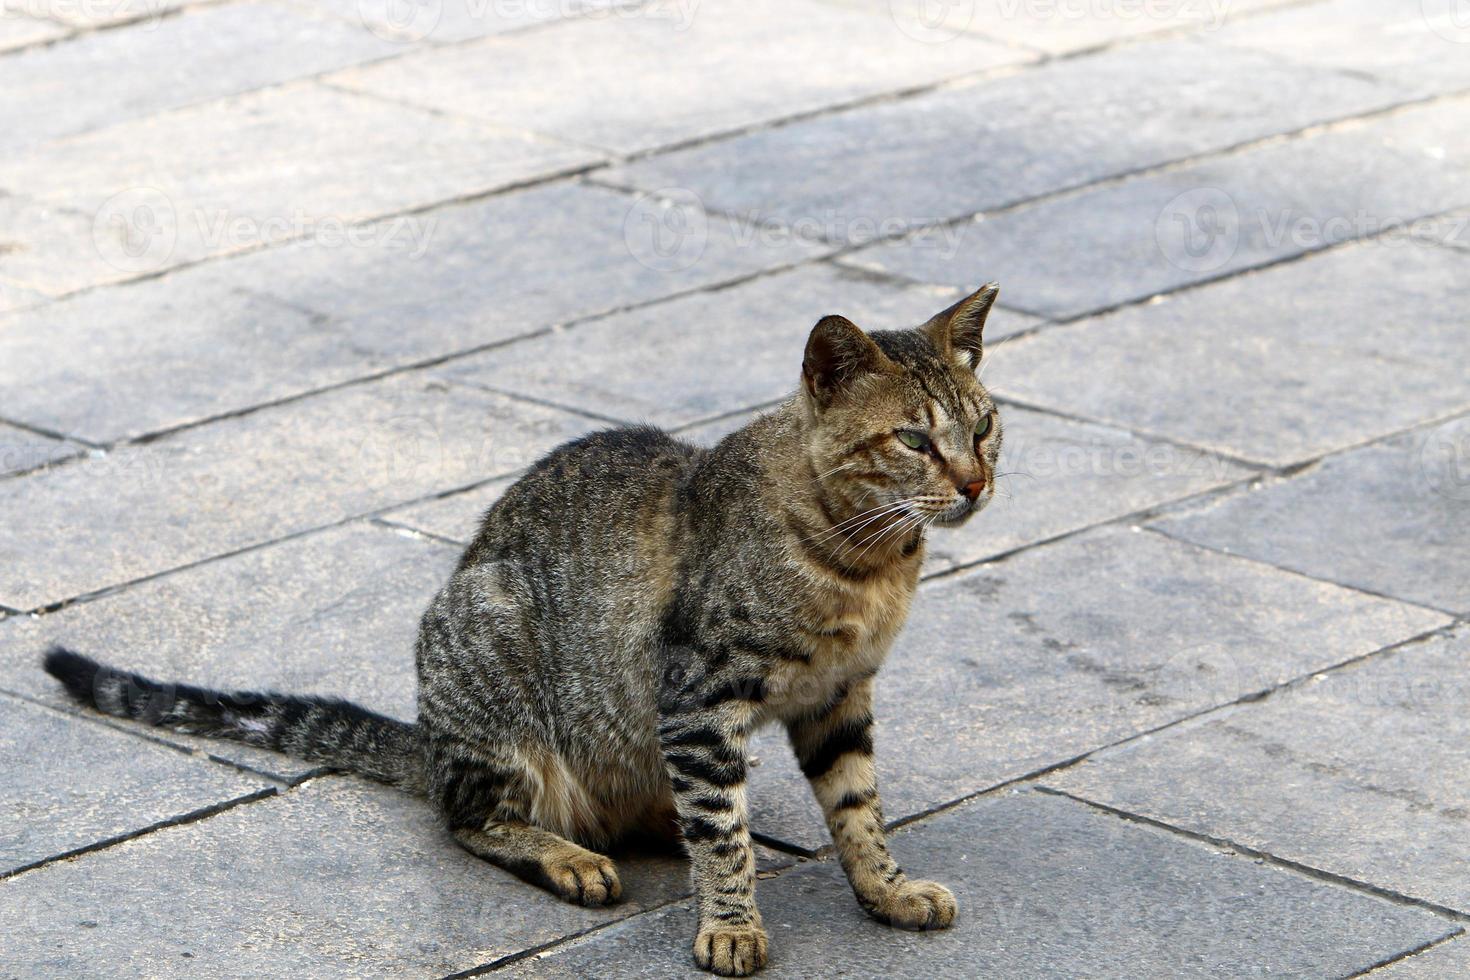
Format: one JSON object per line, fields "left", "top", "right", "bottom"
{"left": 804, "top": 499, "right": 913, "bottom": 547}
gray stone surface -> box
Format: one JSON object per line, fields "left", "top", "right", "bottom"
{"left": 0, "top": 777, "right": 695, "bottom": 977}
{"left": 0, "top": 521, "right": 456, "bottom": 777}
{"left": 1046, "top": 626, "right": 1470, "bottom": 912}
{"left": 1153, "top": 415, "right": 1470, "bottom": 614}
{"left": 330, "top": 0, "right": 1029, "bottom": 154}
{"left": 602, "top": 40, "right": 1409, "bottom": 245}
{"left": 0, "top": 373, "right": 596, "bottom": 610}
{"left": 2, "top": 0, "right": 187, "bottom": 27}
{"left": 1214, "top": 0, "right": 1470, "bottom": 97}
{"left": 0, "top": 82, "right": 599, "bottom": 292}
{"left": 0, "top": 423, "right": 74, "bottom": 477}
{"left": 0, "top": 692, "right": 274, "bottom": 874}
{"left": 850, "top": 99, "right": 1470, "bottom": 318}
{"left": 744, "top": 525, "right": 1447, "bottom": 851}
{"left": 0, "top": 2, "right": 400, "bottom": 151}
{"left": 444, "top": 264, "right": 1039, "bottom": 428}
{"left": 379, "top": 478, "right": 515, "bottom": 545}
{"left": 991, "top": 240, "right": 1470, "bottom": 466}
{"left": 0, "top": 182, "right": 819, "bottom": 443}
{"left": 820, "top": 0, "right": 1300, "bottom": 54}
{"left": 0, "top": 8, "right": 65, "bottom": 49}
{"left": 309, "top": 0, "right": 610, "bottom": 42}
{"left": 510, "top": 791, "right": 1456, "bottom": 979}
{"left": 1377, "top": 936, "right": 1470, "bottom": 978}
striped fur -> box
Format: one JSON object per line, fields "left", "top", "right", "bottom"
{"left": 43, "top": 283, "right": 1004, "bottom": 976}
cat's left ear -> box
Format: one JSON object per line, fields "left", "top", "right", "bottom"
{"left": 923, "top": 282, "right": 999, "bottom": 372}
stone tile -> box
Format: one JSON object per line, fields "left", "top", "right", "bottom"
{"left": 380, "top": 478, "right": 514, "bottom": 545}
{"left": 1152, "top": 415, "right": 1470, "bottom": 614}
{"left": 0, "top": 372, "right": 596, "bottom": 610}
{"left": 1045, "top": 626, "right": 1470, "bottom": 912}
{"left": 991, "top": 240, "right": 1470, "bottom": 466}
{"left": 0, "top": 777, "right": 694, "bottom": 977}
{"left": 0, "top": 692, "right": 274, "bottom": 875}
{"left": 329, "top": 0, "right": 1029, "bottom": 155}
{"left": 1214, "top": 0, "right": 1470, "bottom": 97}
{"left": 745, "top": 525, "right": 1447, "bottom": 851}
{"left": 0, "top": 423, "right": 75, "bottom": 477}
{"left": 0, "top": 182, "right": 818, "bottom": 443}
{"left": 444, "top": 264, "right": 1039, "bottom": 428}
{"left": 602, "top": 40, "right": 1409, "bottom": 245}
{"left": 3, "top": 0, "right": 185, "bottom": 27}
{"left": 1377, "top": 936, "right": 1470, "bottom": 978}
{"left": 851, "top": 99, "right": 1470, "bottom": 318}
{"left": 308, "top": 0, "right": 606, "bottom": 43}
{"left": 1, "top": 521, "right": 457, "bottom": 777}
{"left": 0, "top": 82, "right": 599, "bottom": 292}
{"left": 0, "top": 4, "right": 401, "bottom": 152}
{"left": 0, "top": 192, "right": 116, "bottom": 300}
{"left": 821, "top": 0, "right": 1299, "bottom": 54}
{"left": 0, "top": 9, "right": 66, "bottom": 49}
{"left": 510, "top": 791, "right": 1455, "bottom": 979}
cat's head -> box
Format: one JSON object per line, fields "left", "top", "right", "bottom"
{"left": 799, "top": 282, "right": 1003, "bottom": 532}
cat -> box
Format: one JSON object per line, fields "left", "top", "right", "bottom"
{"left": 44, "top": 281, "right": 1004, "bottom": 977}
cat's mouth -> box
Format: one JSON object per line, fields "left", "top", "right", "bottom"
{"left": 931, "top": 494, "right": 989, "bottom": 527}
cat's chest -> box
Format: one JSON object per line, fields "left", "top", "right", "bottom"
{"left": 764, "top": 568, "right": 918, "bottom": 718}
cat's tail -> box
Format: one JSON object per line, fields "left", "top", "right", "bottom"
{"left": 42, "top": 646, "right": 426, "bottom": 795}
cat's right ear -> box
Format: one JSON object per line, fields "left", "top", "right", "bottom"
{"left": 802, "top": 315, "right": 888, "bottom": 408}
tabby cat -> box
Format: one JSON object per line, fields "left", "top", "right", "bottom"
{"left": 45, "top": 281, "right": 1004, "bottom": 976}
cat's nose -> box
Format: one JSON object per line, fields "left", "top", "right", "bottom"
{"left": 960, "top": 479, "right": 986, "bottom": 501}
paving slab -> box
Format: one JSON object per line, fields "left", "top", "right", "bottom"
{"left": 0, "top": 3, "right": 401, "bottom": 152}
{"left": 0, "top": 692, "right": 275, "bottom": 875}
{"left": 990, "top": 240, "right": 1470, "bottom": 467}
{"left": 819, "top": 0, "right": 1299, "bottom": 54}
{"left": 308, "top": 0, "right": 610, "bottom": 42}
{"left": 849, "top": 98, "right": 1470, "bottom": 318}
{"left": 0, "top": 182, "right": 819, "bottom": 444}
{"left": 1046, "top": 626, "right": 1470, "bottom": 913}
{"left": 0, "top": 372, "right": 596, "bottom": 610}
{"left": 1213, "top": 0, "right": 1470, "bottom": 97}
{"left": 1153, "top": 415, "right": 1470, "bottom": 614}
{"left": 0, "top": 82, "right": 599, "bottom": 292}
{"left": 743, "top": 524, "right": 1447, "bottom": 851}
{"left": 0, "top": 521, "right": 457, "bottom": 778}
{"left": 0, "top": 8, "right": 66, "bottom": 49}
{"left": 0, "top": 423, "right": 75, "bottom": 477}
{"left": 601, "top": 39, "right": 1409, "bottom": 245}
{"left": 509, "top": 791, "right": 1456, "bottom": 979}
{"left": 1376, "top": 935, "right": 1470, "bottom": 978}
{"left": 3, "top": 0, "right": 185, "bottom": 27}
{"left": 0, "top": 777, "right": 695, "bottom": 978}
{"left": 442, "top": 264, "right": 1039, "bottom": 428}
{"left": 328, "top": 0, "right": 1030, "bottom": 155}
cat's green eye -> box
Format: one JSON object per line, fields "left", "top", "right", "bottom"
{"left": 896, "top": 429, "right": 930, "bottom": 452}
{"left": 974, "top": 414, "right": 993, "bottom": 440}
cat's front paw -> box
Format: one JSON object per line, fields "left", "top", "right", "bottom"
{"left": 865, "top": 879, "right": 958, "bottom": 930}
{"left": 693, "top": 923, "right": 769, "bottom": 976}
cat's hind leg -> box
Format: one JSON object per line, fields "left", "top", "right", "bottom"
{"left": 430, "top": 737, "right": 622, "bottom": 906}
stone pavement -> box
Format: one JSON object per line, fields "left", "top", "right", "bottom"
{"left": 1, "top": 0, "right": 1468, "bottom": 975}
